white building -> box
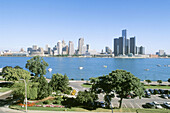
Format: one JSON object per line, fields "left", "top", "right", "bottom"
{"left": 69, "top": 41, "right": 74, "bottom": 55}
{"left": 57, "top": 40, "right": 62, "bottom": 55}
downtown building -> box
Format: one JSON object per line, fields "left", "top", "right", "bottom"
{"left": 114, "top": 29, "right": 145, "bottom": 56}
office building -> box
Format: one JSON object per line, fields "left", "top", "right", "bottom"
{"left": 158, "top": 50, "right": 165, "bottom": 56}
{"left": 57, "top": 41, "right": 62, "bottom": 55}
{"left": 139, "top": 46, "right": 145, "bottom": 55}
{"left": 114, "top": 38, "right": 119, "bottom": 56}
{"left": 119, "top": 37, "right": 125, "bottom": 55}
{"left": 105, "top": 46, "right": 112, "bottom": 54}
{"left": 130, "top": 37, "right": 136, "bottom": 55}
{"left": 69, "top": 41, "right": 74, "bottom": 55}
{"left": 86, "top": 44, "right": 90, "bottom": 52}
{"left": 78, "top": 38, "right": 84, "bottom": 55}
{"left": 32, "top": 45, "right": 38, "bottom": 50}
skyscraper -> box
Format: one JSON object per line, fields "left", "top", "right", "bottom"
{"left": 114, "top": 38, "right": 119, "bottom": 56}
{"left": 78, "top": 38, "right": 84, "bottom": 55}
{"left": 139, "top": 46, "right": 145, "bottom": 55}
{"left": 126, "top": 39, "right": 130, "bottom": 55}
{"left": 57, "top": 40, "right": 62, "bottom": 55}
{"left": 86, "top": 44, "right": 90, "bottom": 52}
{"left": 69, "top": 41, "right": 74, "bottom": 55}
{"left": 122, "top": 29, "right": 128, "bottom": 55}
{"left": 130, "top": 37, "right": 136, "bottom": 55}
{"left": 119, "top": 37, "right": 125, "bottom": 55}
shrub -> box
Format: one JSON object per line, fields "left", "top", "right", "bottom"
{"left": 43, "top": 100, "right": 51, "bottom": 104}
{"left": 71, "top": 78, "right": 74, "bottom": 80}
{"left": 81, "top": 78, "right": 84, "bottom": 81}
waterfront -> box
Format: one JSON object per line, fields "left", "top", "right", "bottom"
{"left": 0, "top": 57, "right": 170, "bottom": 81}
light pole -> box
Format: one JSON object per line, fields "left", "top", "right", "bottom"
{"left": 20, "top": 79, "right": 27, "bottom": 112}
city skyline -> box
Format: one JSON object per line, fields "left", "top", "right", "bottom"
{"left": 0, "top": 0, "right": 170, "bottom": 54}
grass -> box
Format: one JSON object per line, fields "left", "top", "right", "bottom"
{"left": 144, "top": 85, "right": 170, "bottom": 89}
{"left": 10, "top": 105, "right": 169, "bottom": 112}
{"left": 0, "top": 87, "right": 11, "bottom": 92}
{"left": 81, "top": 84, "right": 92, "bottom": 88}
{"left": 81, "top": 84, "right": 170, "bottom": 89}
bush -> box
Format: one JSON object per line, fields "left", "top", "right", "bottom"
{"left": 43, "top": 100, "right": 51, "bottom": 104}
{"left": 71, "top": 78, "right": 74, "bottom": 80}
{"left": 71, "top": 90, "right": 76, "bottom": 95}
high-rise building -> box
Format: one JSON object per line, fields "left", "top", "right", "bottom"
{"left": 69, "top": 41, "right": 74, "bottom": 55}
{"left": 158, "top": 50, "right": 164, "bottom": 56}
{"left": 78, "top": 38, "right": 84, "bottom": 55}
{"left": 136, "top": 46, "right": 140, "bottom": 54}
{"left": 139, "top": 46, "right": 145, "bottom": 55}
{"left": 86, "top": 44, "right": 90, "bottom": 52}
{"left": 130, "top": 37, "right": 136, "bottom": 55}
{"left": 114, "top": 38, "right": 119, "bottom": 56}
{"left": 126, "top": 39, "right": 130, "bottom": 55}
{"left": 62, "top": 40, "right": 66, "bottom": 48}
{"left": 57, "top": 41, "right": 62, "bottom": 55}
{"left": 82, "top": 45, "right": 87, "bottom": 55}
{"left": 119, "top": 37, "right": 125, "bottom": 55}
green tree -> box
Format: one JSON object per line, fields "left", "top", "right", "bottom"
{"left": 90, "top": 70, "right": 144, "bottom": 108}
{"left": 49, "top": 73, "right": 70, "bottom": 94}
{"left": 145, "top": 79, "right": 152, "bottom": 85}
{"left": 37, "top": 75, "right": 52, "bottom": 99}
{"left": 3, "top": 67, "right": 31, "bottom": 81}
{"left": 2, "top": 66, "right": 12, "bottom": 74}
{"left": 76, "top": 90, "right": 98, "bottom": 108}
{"left": 157, "top": 80, "right": 162, "bottom": 85}
{"left": 168, "top": 78, "right": 170, "bottom": 83}
{"left": 14, "top": 66, "right": 23, "bottom": 69}
{"left": 25, "top": 56, "right": 49, "bottom": 78}
{"left": 12, "top": 81, "right": 38, "bottom": 100}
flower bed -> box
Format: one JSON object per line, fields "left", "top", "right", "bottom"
{"left": 36, "top": 105, "right": 65, "bottom": 108}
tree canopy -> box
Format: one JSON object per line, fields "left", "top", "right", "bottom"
{"left": 90, "top": 70, "right": 144, "bottom": 108}
{"left": 25, "top": 56, "right": 49, "bottom": 77}
{"left": 49, "top": 73, "right": 70, "bottom": 94}
{"left": 37, "top": 75, "right": 52, "bottom": 99}
{"left": 2, "top": 67, "right": 31, "bottom": 81}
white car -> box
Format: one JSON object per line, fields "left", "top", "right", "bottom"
{"left": 152, "top": 101, "right": 163, "bottom": 109}
{"left": 163, "top": 102, "right": 170, "bottom": 109}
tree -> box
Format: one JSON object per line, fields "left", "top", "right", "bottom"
{"left": 25, "top": 56, "right": 49, "bottom": 77}
{"left": 157, "top": 80, "right": 162, "bottom": 85}
{"left": 2, "top": 66, "right": 12, "bottom": 74}
{"left": 12, "top": 81, "right": 38, "bottom": 100}
{"left": 145, "top": 79, "right": 152, "bottom": 85}
{"left": 37, "top": 75, "right": 52, "bottom": 99}
{"left": 49, "top": 73, "right": 70, "bottom": 94}
{"left": 168, "top": 78, "right": 170, "bottom": 83}
{"left": 14, "top": 65, "right": 23, "bottom": 69}
{"left": 90, "top": 70, "right": 144, "bottom": 108}
{"left": 76, "top": 90, "right": 98, "bottom": 109}
{"left": 2, "top": 67, "right": 31, "bottom": 81}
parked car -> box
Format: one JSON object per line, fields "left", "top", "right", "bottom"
{"left": 152, "top": 101, "right": 163, "bottom": 109}
{"left": 161, "top": 94, "right": 168, "bottom": 99}
{"left": 154, "top": 89, "right": 160, "bottom": 94}
{"left": 167, "top": 94, "right": 170, "bottom": 98}
{"left": 149, "top": 89, "right": 154, "bottom": 94}
{"left": 145, "top": 103, "right": 155, "bottom": 108}
{"left": 159, "top": 89, "right": 165, "bottom": 94}
{"left": 145, "top": 90, "right": 151, "bottom": 98}
{"left": 99, "top": 101, "right": 106, "bottom": 108}
{"left": 163, "top": 102, "right": 170, "bottom": 109}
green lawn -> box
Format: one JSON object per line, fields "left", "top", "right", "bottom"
{"left": 10, "top": 105, "right": 169, "bottom": 112}
{"left": 81, "top": 84, "right": 92, "bottom": 88}
{"left": 81, "top": 84, "right": 170, "bottom": 90}
{"left": 0, "top": 87, "right": 11, "bottom": 92}
{"left": 144, "top": 85, "right": 170, "bottom": 89}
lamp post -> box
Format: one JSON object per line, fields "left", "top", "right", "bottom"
{"left": 20, "top": 79, "right": 27, "bottom": 112}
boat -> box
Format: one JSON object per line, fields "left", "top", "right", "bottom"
{"left": 48, "top": 68, "right": 52, "bottom": 72}
{"left": 79, "top": 67, "right": 83, "bottom": 70}
{"left": 167, "top": 65, "right": 170, "bottom": 67}
{"left": 103, "top": 65, "right": 107, "bottom": 68}
{"left": 157, "top": 64, "right": 161, "bottom": 67}
{"left": 144, "top": 69, "right": 149, "bottom": 71}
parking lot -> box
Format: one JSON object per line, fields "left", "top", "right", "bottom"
{"left": 69, "top": 81, "right": 170, "bottom": 109}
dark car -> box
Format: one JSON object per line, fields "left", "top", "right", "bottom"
{"left": 167, "top": 94, "right": 170, "bottom": 98}
{"left": 159, "top": 89, "right": 165, "bottom": 94}
{"left": 144, "top": 90, "right": 151, "bottom": 98}
{"left": 154, "top": 89, "right": 160, "bottom": 94}
{"left": 149, "top": 89, "right": 154, "bottom": 94}
{"left": 145, "top": 103, "right": 155, "bottom": 108}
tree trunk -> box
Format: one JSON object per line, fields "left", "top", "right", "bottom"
{"left": 119, "top": 98, "right": 123, "bottom": 108}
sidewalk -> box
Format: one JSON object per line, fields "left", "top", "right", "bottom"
{"left": 0, "top": 90, "right": 12, "bottom": 97}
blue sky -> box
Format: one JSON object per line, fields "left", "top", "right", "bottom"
{"left": 0, "top": 0, "right": 170, "bottom": 54}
